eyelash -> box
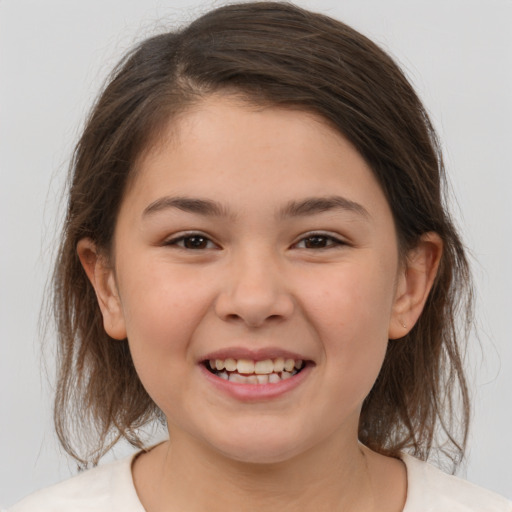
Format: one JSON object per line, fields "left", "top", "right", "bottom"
{"left": 293, "top": 233, "right": 346, "bottom": 249}
{"left": 164, "top": 232, "right": 346, "bottom": 250}
{"left": 164, "top": 233, "right": 218, "bottom": 250}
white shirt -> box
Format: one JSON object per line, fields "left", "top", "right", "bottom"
{"left": 5, "top": 452, "right": 511, "bottom": 511}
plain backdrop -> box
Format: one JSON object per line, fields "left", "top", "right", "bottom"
{"left": 1, "top": 0, "right": 511, "bottom": 507}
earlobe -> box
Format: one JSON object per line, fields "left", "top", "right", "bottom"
{"left": 388, "top": 232, "right": 443, "bottom": 340}
{"left": 77, "top": 238, "right": 127, "bottom": 340}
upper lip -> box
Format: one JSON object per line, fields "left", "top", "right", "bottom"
{"left": 200, "top": 347, "right": 313, "bottom": 363}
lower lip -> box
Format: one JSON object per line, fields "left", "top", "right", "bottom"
{"left": 199, "top": 364, "right": 313, "bottom": 401}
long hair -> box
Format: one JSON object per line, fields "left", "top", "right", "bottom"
{"left": 52, "top": 2, "right": 472, "bottom": 468}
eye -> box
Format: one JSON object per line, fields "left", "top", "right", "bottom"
{"left": 165, "top": 234, "right": 218, "bottom": 250}
{"left": 294, "top": 233, "right": 346, "bottom": 249}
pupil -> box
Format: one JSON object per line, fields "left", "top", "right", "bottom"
{"left": 306, "top": 236, "right": 327, "bottom": 248}
{"left": 185, "top": 236, "right": 207, "bottom": 249}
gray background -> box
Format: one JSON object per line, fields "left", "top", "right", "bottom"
{"left": 1, "top": 0, "right": 511, "bottom": 506}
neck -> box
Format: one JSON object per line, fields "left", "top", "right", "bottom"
{"left": 133, "top": 431, "right": 376, "bottom": 512}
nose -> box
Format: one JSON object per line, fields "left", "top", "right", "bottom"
{"left": 214, "top": 248, "right": 295, "bottom": 328}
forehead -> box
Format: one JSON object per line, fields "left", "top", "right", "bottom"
{"left": 124, "top": 95, "right": 391, "bottom": 222}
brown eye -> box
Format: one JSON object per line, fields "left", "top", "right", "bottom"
{"left": 304, "top": 236, "right": 330, "bottom": 248}
{"left": 166, "top": 234, "right": 216, "bottom": 250}
{"left": 295, "top": 234, "right": 344, "bottom": 249}
{"left": 184, "top": 236, "right": 209, "bottom": 249}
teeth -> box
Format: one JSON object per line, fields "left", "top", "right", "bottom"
{"left": 237, "top": 359, "right": 255, "bottom": 374}
{"left": 226, "top": 371, "right": 296, "bottom": 384}
{"left": 208, "top": 357, "right": 305, "bottom": 384}
{"left": 256, "top": 374, "right": 269, "bottom": 384}
{"left": 224, "top": 358, "right": 237, "bottom": 371}
{"left": 284, "top": 359, "right": 295, "bottom": 372}
{"left": 255, "top": 359, "right": 274, "bottom": 374}
{"left": 229, "top": 373, "right": 246, "bottom": 383}
{"left": 209, "top": 357, "right": 305, "bottom": 375}
{"left": 268, "top": 373, "right": 281, "bottom": 384}
{"left": 273, "top": 357, "right": 284, "bottom": 372}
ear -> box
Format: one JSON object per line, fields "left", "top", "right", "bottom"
{"left": 388, "top": 232, "right": 443, "bottom": 340}
{"left": 77, "top": 238, "right": 127, "bottom": 340}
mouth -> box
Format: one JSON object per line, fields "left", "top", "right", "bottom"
{"left": 203, "top": 357, "right": 308, "bottom": 384}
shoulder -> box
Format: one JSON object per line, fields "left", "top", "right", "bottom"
{"left": 6, "top": 453, "right": 144, "bottom": 512}
{"left": 402, "top": 453, "right": 512, "bottom": 512}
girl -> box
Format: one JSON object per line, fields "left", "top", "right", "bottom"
{"left": 7, "top": 2, "right": 511, "bottom": 511}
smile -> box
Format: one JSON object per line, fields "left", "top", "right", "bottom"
{"left": 205, "top": 357, "right": 306, "bottom": 384}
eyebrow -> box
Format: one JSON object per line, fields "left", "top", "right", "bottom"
{"left": 142, "top": 195, "right": 369, "bottom": 220}
{"left": 279, "top": 196, "right": 370, "bottom": 220}
{"left": 143, "top": 196, "right": 234, "bottom": 219}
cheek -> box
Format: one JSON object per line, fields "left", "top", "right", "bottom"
{"left": 301, "top": 262, "right": 396, "bottom": 388}
{"left": 117, "top": 261, "right": 214, "bottom": 366}
{"left": 116, "top": 264, "right": 216, "bottom": 414}
{"left": 303, "top": 262, "right": 396, "bottom": 337}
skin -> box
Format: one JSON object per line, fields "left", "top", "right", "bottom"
{"left": 78, "top": 95, "right": 442, "bottom": 511}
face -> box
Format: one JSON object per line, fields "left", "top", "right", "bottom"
{"left": 94, "top": 96, "right": 410, "bottom": 464}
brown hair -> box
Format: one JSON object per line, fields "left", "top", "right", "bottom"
{"left": 52, "top": 1, "right": 472, "bottom": 468}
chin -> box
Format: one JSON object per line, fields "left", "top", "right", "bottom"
{"left": 204, "top": 424, "right": 312, "bottom": 465}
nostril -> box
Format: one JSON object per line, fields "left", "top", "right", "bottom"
{"left": 214, "top": 283, "right": 295, "bottom": 327}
